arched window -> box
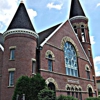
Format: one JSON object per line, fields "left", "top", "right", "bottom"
{"left": 85, "top": 65, "right": 90, "bottom": 79}
{"left": 79, "top": 87, "right": 82, "bottom": 100}
{"left": 48, "top": 54, "right": 53, "bottom": 71}
{"left": 88, "top": 88, "right": 93, "bottom": 97}
{"left": 75, "top": 86, "right": 78, "bottom": 98}
{"left": 66, "top": 84, "right": 71, "bottom": 96}
{"left": 74, "top": 26, "right": 78, "bottom": 35}
{"left": 64, "top": 42, "right": 78, "bottom": 77}
{"left": 81, "top": 25, "right": 86, "bottom": 42}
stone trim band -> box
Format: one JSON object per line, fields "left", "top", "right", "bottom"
{"left": 3, "top": 29, "right": 39, "bottom": 39}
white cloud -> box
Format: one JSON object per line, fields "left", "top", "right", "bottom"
{"left": 0, "top": 22, "right": 3, "bottom": 29}
{"left": 90, "top": 36, "right": 95, "bottom": 45}
{"left": 0, "top": 0, "right": 18, "bottom": 28}
{"left": 95, "top": 71, "right": 100, "bottom": 76}
{"left": 47, "top": 2, "right": 63, "bottom": 10}
{"left": 27, "top": 9, "right": 37, "bottom": 20}
{"left": 96, "top": 3, "right": 100, "bottom": 7}
{"left": 94, "top": 56, "right": 100, "bottom": 65}
{"left": 94, "top": 56, "right": 100, "bottom": 76}
{"left": 0, "top": 0, "right": 37, "bottom": 31}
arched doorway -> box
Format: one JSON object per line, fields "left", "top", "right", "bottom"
{"left": 48, "top": 82, "right": 55, "bottom": 91}
{"left": 88, "top": 87, "right": 93, "bottom": 97}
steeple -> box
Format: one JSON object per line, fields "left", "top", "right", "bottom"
{"left": 7, "top": 1, "right": 35, "bottom": 32}
{"left": 69, "top": 0, "right": 86, "bottom": 18}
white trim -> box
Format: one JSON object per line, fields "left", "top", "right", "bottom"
{"left": 40, "top": 22, "right": 66, "bottom": 47}
{"left": 68, "top": 20, "right": 92, "bottom": 66}
{"left": 9, "top": 46, "right": 16, "bottom": 49}
{"left": 8, "top": 68, "right": 16, "bottom": 72}
{"left": 70, "top": 16, "right": 88, "bottom": 21}
{"left": 31, "top": 58, "right": 36, "bottom": 62}
{"left": 3, "top": 28, "right": 39, "bottom": 39}
{"left": 0, "top": 44, "right": 4, "bottom": 51}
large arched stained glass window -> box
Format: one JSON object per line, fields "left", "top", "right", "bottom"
{"left": 64, "top": 42, "right": 78, "bottom": 77}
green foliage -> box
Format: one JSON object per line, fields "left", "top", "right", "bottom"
{"left": 30, "top": 73, "right": 47, "bottom": 100}
{"left": 12, "top": 76, "right": 30, "bottom": 100}
{"left": 57, "top": 95, "right": 78, "bottom": 100}
{"left": 38, "top": 88, "right": 56, "bottom": 100}
{"left": 12, "top": 73, "right": 47, "bottom": 100}
{"left": 86, "top": 97, "right": 100, "bottom": 100}
{"left": 98, "top": 90, "right": 100, "bottom": 95}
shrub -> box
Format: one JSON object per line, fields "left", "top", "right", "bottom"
{"left": 57, "top": 95, "right": 78, "bottom": 100}
{"left": 86, "top": 97, "right": 100, "bottom": 100}
{"left": 38, "top": 88, "right": 56, "bottom": 100}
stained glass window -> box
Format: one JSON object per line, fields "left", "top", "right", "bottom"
{"left": 64, "top": 42, "right": 78, "bottom": 77}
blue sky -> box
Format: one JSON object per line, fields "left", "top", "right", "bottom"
{"left": 0, "top": 0, "right": 100, "bottom": 76}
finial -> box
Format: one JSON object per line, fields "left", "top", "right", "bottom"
{"left": 20, "top": 0, "right": 24, "bottom": 3}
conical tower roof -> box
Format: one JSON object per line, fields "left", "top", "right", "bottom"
{"left": 69, "top": 0, "right": 86, "bottom": 18}
{"left": 7, "top": 2, "right": 35, "bottom": 31}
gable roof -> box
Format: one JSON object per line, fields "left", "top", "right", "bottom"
{"left": 0, "top": 44, "right": 4, "bottom": 51}
{"left": 7, "top": 2, "right": 35, "bottom": 31}
{"left": 69, "top": 0, "right": 86, "bottom": 18}
{"left": 38, "top": 23, "right": 61, "bottom": 44}
{"left": 40, "top": 20, "right": 91, "bottom": 66}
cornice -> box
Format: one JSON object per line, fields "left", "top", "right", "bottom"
{"left": 70, "top": 16, "right": 88, "bottom": 21}
{"left": 3, "top": 28, "right": 39, "bottom": 39}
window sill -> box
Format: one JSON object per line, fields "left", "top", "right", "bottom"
{"left": 7, "top": 85, "right": 14, "bottom": 88}
{"left": 9, "top": 59, "right": 15, "bottom": 61}
{"left": 32, "top": 73, "right": 36, "bottom": 75}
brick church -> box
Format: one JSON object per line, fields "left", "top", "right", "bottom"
{"left": 0, "top": 0, "right": 97, "bottom": 100}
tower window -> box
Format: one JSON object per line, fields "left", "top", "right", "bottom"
{"left": 64, "top": 42, "right": 78, "bottom": 77}
{"left": 74, "top": 26, "right": 78, "bottom": 35}
{"left": 81, "top": 25, "right": 86, "bottom": 42}
{"left": 48, "top": 54, "right": 53, "bottom": 71}
{"left": 9, "top": 71, "right": 14, "bottom": 86}
{"left": 32, "top": 60, "right": 36, "bottom": 74}
{"left": 10, "top": 49, "right": 15, "bottom": 60}
{"left": 88, "top": 50, "right": 91, "bottom": 57}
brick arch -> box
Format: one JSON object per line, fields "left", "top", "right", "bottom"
{"left": 45, "top": 50, "right": 55, "bottom": 60}
{"left": 45, "top": 77, "right": 58, "bottom": 90}
{"left": 79, "top": 22, "right": 88, "bottom": 28}
{"left": 78, "top": 85, "right": 82, "bottom": 91}
{"left": 87, "top": 84, "right": 94, "bottom": 93}
{"left": 61, "top": 36, "right": 79, "bottom": 56}
{"left": 65, "top": 84, "right": 71, "bottom": 90}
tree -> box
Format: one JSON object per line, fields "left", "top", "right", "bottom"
{"left": 30, "top": 73, "right": 47, "bottom": 100}
{"left": 38, "top": 88, "right": 56, "bottom": 100}
{"left": 12, "top": 76, "right": 30, "bottom": 100}
{"left": 12, "top": 73, "right": 47, "bottom": 100}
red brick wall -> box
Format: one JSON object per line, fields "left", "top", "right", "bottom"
{"left": 0, "top": 49, "right": 3, "bottom": 100}
{"left": 1, "top": 33, "right": 37, "bottom": 100}
{"left": 40, "top": 21, "right": 96, "bottom": 99}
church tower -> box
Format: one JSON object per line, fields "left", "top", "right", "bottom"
{"left": 69, "top": 0, "right": 97, "bottom": 93}
{"left": 1, "top": 1, "right": 38, "bottom": 100}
